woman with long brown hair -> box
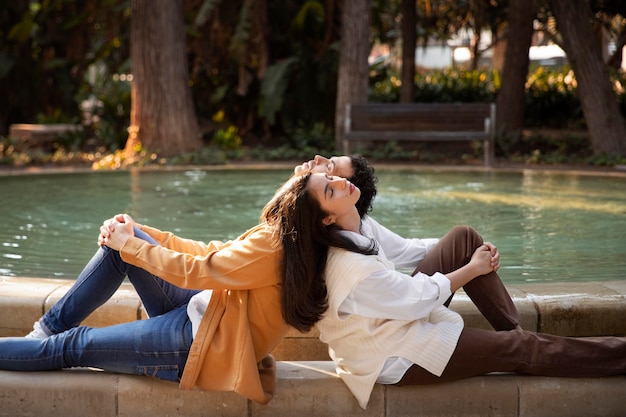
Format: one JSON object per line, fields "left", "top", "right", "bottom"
{"left": 283, "top": 171, "right": 626, "bottom": 409}
{"left": 0, "top": 171, "right": 314, "bottom": 404}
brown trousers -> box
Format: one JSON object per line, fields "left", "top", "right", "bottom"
{"left": 397, "top": 225, "right": 626, "bottom": 385}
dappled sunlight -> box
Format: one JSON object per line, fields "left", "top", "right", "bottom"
{"left": 440, "top": 190, "right": 625, "bottom": 215}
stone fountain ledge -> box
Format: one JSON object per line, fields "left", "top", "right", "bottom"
{"left": 0, "top": 277, "right": 625, "bottom": 417}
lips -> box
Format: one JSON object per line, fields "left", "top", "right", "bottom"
{"left": 349, "top": 183, "right": 355, "bottom": 194}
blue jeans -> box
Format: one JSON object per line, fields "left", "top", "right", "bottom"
{"left": 0, "top": 228, "right": 200, "bottom": 381}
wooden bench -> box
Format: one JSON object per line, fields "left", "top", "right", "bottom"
{"left": 9, "top": 123, "right": 83, "bottom": 151}
{"left": 343, "top": 102, "right": 496, "bottom": 166}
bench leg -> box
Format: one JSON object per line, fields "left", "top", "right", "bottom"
{"left": 484, "top": 139, "right": 493, "bottom": 167}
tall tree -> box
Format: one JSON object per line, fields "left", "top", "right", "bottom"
{"left": 125, "top": 0, "right": 202, "bottom": 158}
{"left": 496, "top": 0, "right": 535, "bottom": 136}
{"left": 400, "top": 0, "right": 416, "bottom": 103}
{"left": 335, "top": 0, "right": 371, "bottom": 151}
{"left": 551, "top": 0, "right": 626, "bottom": 156}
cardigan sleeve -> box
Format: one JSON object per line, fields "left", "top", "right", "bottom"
{"left": 329, "top": 239, "right": 452, "bottom": 321}
{"left": 362, "top": 216, "right": 439, "bottom": 269}
{"left": 139, "top": 224, "right": 226, "bottom": 255}
{"left": 119, "top": 224, "right": 281, "bottom": 290}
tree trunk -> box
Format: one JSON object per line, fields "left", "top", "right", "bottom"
{"left": 334, "top": 0, "right": 370, "bottom": 151}
{"left": 551, "top": 0, "right": 626, "bottom": 156}
{"left": 496, "top": 0, "right": 535, "bottom": 136}
{"left": 491, "top": 25, "right": 507, "bottom": 73}
{"left": 126, "top": 0, "right": 202, "bottom": 158}
{"left": 399, "top": 0, "right": 416, "bottom": 103}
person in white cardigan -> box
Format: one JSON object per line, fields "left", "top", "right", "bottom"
{"left": 278, "top": 171, "right": 626, "bottom": 409}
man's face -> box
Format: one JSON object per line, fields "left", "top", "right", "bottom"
{"left": 293, "top": 155, "right": 354, "bottom": 179}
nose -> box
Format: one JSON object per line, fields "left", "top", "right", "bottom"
{"left": 330, "top": 176, "right": 347, "bottom": 188}
{"left": 313, "top": 155, "right": 323, "bottom": 165}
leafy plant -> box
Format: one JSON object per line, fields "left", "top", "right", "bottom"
{"left": 212, "top": 126, "right": 243, "bottom": 150}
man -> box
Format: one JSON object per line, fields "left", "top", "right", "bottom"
{"left": 294, "top": 154, "right": 377, "bottom": 218}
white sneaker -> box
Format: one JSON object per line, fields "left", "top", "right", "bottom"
{"left": 25, "top": 321, "right": 51, "bottom": 339}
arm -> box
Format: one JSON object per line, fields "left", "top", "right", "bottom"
{"left": 445, "top": 244, "right": 494, "bottom": 292}
{"left": 340, "top": 245, "right": 494, "bottom": 320}
{"left": 335, "top": 251, "right": 451, "bottom": 321}
{"left": 99, "top": 214, "right": 225, "bottom": 255}
{"left": 363, "top": 216, "right": 439, "bottom": 269}
{"left": 101, "top": 215, "right": 281, "bottom": 290}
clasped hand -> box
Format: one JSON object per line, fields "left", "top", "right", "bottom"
{"left": 98, "top": 213, "right": 136, "bottom": 251}
{"left": 470, "top": 242, "right": 501, "bottom": 276}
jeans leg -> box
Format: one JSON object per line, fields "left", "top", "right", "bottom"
{"left": 396, "top": 328, "right": 626, "bottom": 385}
{"left": 126, "top": 228, "right": 200, "bottom": 317}
{"left": 2, "top": 306, "right": 193, "bottom": 382}
{"left": 415, "top": 225, "right": 520, "bottom": 331}
{"left": 41, "top": 227, "right": 199, "bottom": 334}
{"left": 41, "top": 245, "right": 129, "bottom": 334}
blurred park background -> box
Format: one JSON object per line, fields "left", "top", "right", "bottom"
{"left": 1, "top": 0, "right": 626, "bottom": 168}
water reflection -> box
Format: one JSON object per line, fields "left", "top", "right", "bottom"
{"left": 1, "top": 168, "right": 624, "bottom": 284}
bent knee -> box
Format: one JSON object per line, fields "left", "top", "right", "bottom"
{"left": 449, "top": 225, "right": 481, "bottom": 240}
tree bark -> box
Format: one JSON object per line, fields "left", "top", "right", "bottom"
{"left": 496, "top": 0, "right": 535, "bottom": 136}
{"left": 399, "top": 0, "right": 416, "bottom": 103}
{"left": 126, "top": 0, "right": 202, "bottom": 158}
{"left": 334, "top": 0, "right": 370, "bottom": 151}
{"left": 551, "top": 0, "right": 626, "bottom": 156}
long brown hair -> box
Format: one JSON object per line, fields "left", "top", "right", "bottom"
{"left": 261, "top": 171, "right": 376, "bottom": 332}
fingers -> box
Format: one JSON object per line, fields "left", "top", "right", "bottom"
{"left": 484, "top": 241, "right": 497, "bottom": 255}
{"left": 483, "top": 241, "right": 501, "bottom": 272}
{"left": 97, "top": 214, "right": 134, "bottom": 248}
{"left": 98, "top": 216, "right": 120, "bottom": 246}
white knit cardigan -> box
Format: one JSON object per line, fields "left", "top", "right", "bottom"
{"left": 316, "top": 239, "right": 464, "bottom": 409}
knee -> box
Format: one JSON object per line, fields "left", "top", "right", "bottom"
{"left": 449, "top": 225, "right": 482, "bottom": 243}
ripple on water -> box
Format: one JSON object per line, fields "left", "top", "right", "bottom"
{"left": 1, "top": 168, "right": 624, "bottom": 284}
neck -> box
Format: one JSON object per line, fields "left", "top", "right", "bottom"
{"left": 335, "top": 207, "right": 361, "bottom": 233}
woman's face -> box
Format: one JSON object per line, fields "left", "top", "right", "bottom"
{"left": 306, "top": 173, "right": 360, "bottom": 226}
{"left": 294, "top": 155, "right": 353, "bottom": 179}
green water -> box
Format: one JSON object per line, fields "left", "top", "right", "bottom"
{"left": 1, "top": 168, "right": 624, "bottom": 284}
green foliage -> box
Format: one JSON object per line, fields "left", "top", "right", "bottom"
{"left": 168, "top": 146, "right": 231, "bottom": 166}
{"left": 212, "top": 126, "right": 243, "bottom": 150}
{"left": 259, "top": 58, "right": 297, "bottom": 124}
{"left": 370, "top": 68, "right": 498, "bottom": 103}
{"left": 524, "top": 67, "right": 582, "bottom": 128}
{"left": 0, "top": 0, "right": 130, "bottom": 143}
{"left": 75, "top": 63, "right": 132, "bottom": 150}
{"left": 502, "top": 130, "right": 593, "bottom": 163}
{"left": 246, "top": 122, "right": 336, "bottom": 161}
{"left": 413, "top": 69, "right": 498, "bottom": 102}
{"left": 358, "top": 140, "right": 418, "bottom": 161}
{"left": 369, "top": 66, "right": 626, "bottom": 132}
{"left": 3, "top": 0, "right": 626, "bottom": 168}
{"left": 287, "top": 122, "right": 335, "bottom": 153}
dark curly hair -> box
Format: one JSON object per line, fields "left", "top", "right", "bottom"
{"left": 349, "top": 155, "right": 378, "bottom": 217}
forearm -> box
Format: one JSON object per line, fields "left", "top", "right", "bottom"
{"left": 445, "top": 263, "right": 481, "bottom": 292}
{"left": 139, "top": 224, "right": 220, "bottom": 255}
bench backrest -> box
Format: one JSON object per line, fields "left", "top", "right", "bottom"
{"left": 348, "top": 103, "right": 493, "bottom": 132}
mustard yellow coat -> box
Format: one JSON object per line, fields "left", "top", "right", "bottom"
{"left": 119, "top": 223, "right": 288, "bottom": 404}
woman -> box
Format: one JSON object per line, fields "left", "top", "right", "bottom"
{"left": 0, "top": 172, "right": 315, "bottom": 404}
{"left": 284, "top": 171, "right": 626, "bottom": 409}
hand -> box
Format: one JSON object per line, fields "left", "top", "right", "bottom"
{"left": 98, "top": 214, "right": 135, "bottom": 250}
{"left": 469, "top": 244, "right": 495, "bottom": 276}
{"left": 483, "top": 241, "right": 500, "bottom": 272}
